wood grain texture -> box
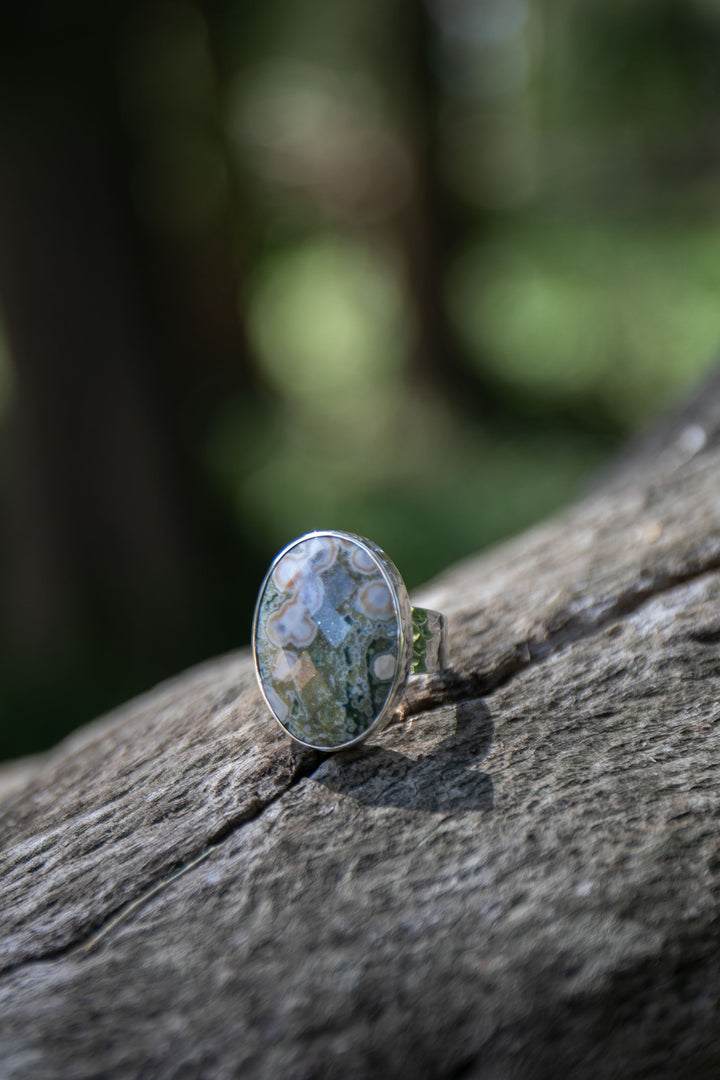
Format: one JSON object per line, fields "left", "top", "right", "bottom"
{"left": 2, "top": 372, "right": 720, "bottom": 1079}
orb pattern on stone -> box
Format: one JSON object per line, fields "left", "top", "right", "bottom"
{"left": 254, "top": 534, "right": 401, "bottom": 749}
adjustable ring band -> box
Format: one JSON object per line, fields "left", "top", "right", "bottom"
{"left": 252, "top": 530, "right": 449, "bottom": 752}
{"left": 411, "top": 607, "right": 447, "bottom": 675}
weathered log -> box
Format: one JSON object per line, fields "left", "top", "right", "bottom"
{"left": 2, "top": 370, "right": 720, "bottom": 1079}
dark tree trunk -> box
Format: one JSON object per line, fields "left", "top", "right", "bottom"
{"left": 0, "top": 7, "right": 263, "bottom": 755}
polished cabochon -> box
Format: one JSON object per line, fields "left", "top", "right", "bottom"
{"left": 253, "top": 531, "right": 412, "bottom": 750}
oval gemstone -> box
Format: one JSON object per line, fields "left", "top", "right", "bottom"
{"left": 254, "top": 534, "right": 401, "bottom": 749}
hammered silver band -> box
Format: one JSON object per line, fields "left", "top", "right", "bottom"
{"left": 411, "top": 607, "right": 447, "bottom": 675}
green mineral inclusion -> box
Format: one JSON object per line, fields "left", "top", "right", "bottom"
{"left": 255, "top": 535, "right": 401, "bottom": 748}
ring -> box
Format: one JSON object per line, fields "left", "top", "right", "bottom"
{"left": 252, "top": 530, "right": 448, "bottom": 751}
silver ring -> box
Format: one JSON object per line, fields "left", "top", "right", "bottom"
{"left": 252, "top": 530, "right": 448, "bottom": 751}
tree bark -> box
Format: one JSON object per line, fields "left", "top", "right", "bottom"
{"left": 2, "top": 367, "right": 720, "bottom": 1078}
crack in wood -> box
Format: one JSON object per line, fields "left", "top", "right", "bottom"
{"left": 81, "top": 846, "right": 217, "bottom": 954}
{"left": 404, "top": 552, "right": 720, "bottom": 716}
{"left": 0, "top": 741, "right": 323, "bottom": 978}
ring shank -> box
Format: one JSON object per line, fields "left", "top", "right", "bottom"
{"left": 410, "top": 607, "right": 447, "bottom": 674}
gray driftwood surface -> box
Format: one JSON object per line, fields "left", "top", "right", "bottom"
{"left": 3, "top": 374, "right": 720, "bottom": 1080}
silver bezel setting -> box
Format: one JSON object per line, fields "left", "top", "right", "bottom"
{"left": 252, "top": 530, "right": 413, "bottom": 752}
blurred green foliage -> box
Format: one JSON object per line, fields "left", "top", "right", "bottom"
{"left": 450, "top": 220, "right": 720, "bottom": 427}
{"left": 1, "top": 0, "right": 719, "bottom": 759}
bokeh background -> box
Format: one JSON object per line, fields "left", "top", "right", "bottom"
{"left": 1, "top": 0, "right": 719, "bottom": 762}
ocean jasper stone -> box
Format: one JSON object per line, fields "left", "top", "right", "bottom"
{"left": 254, "top": 533, "right": 402, "bottom": 749}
